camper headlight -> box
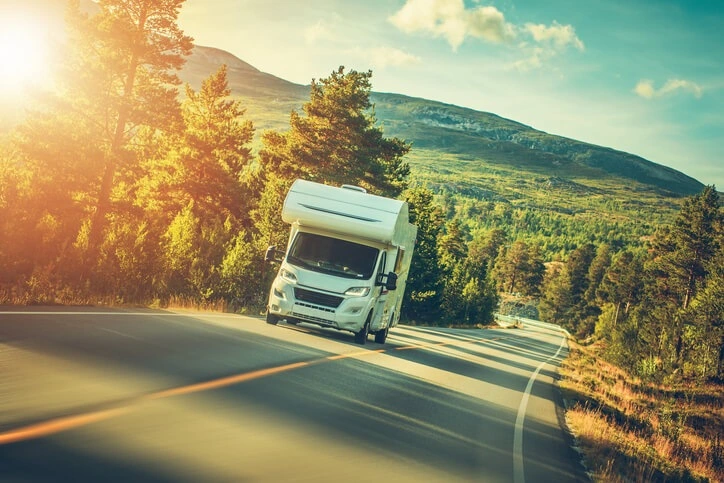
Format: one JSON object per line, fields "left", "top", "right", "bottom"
{"left": 280, "top": 268, "right": 297, "bottom": 283}
{"left": 344, "top": 287, "right": 370, "bottom": 297}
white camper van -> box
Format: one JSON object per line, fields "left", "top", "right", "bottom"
{"left": 265, "top": 179, "right": 417, "bottom": 344}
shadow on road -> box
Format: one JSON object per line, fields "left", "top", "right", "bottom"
{"left": 0, "top": 309, "right": 585, "bottom": 482}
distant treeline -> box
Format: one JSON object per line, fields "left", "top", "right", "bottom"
{"left": 536, "top": 187, "right": 723, "bottom": 381}
{"left": 418, "top": 184, "right": 724, "bottom": 380}
{"left": 0, "top": 0, "right": 721, "bottom": 382}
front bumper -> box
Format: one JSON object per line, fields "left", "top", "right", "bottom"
{"left": 268, "top": 280, "right": 371, "bottom": 333}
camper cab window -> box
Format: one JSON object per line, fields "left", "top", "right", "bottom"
{"left": 287, "top": 232, "right": 379, "bottom": 280}
{"left": 376, "top": 251, "right": 387, "bottom": 284}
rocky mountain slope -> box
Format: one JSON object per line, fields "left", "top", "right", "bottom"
{"left": 182, "top": 45, "right": 704, "bottom": 197}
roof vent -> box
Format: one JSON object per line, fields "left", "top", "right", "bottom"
{"left": 341, "top": 184, "right": 367, "bottom": 193}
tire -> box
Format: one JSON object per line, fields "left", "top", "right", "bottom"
{"left": 286, "top": 317, "right": 299, "bottom": 325}
{"left": 374, "top": 327, "right": 388, "bottom": 344}
{"left": 266, "top": 312, "right": 280, "bottom": 325}
{"left": 354, "top": 313, "right": 371, "bottom": 345}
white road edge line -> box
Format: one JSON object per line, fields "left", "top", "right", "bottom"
{"left": 512, "top": 331, "right": 567, "bottom": 483}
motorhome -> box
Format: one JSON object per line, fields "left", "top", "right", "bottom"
{"left": 265, "top": 179, "right": 417, "bottom": 344}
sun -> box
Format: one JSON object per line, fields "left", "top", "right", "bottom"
{"left": 0, "top": 15, "right": 50, "bottom": 92}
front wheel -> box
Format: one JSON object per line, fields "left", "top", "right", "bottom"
{"left": 374, "top": 327, "right": 389, "bottom": 344}
{"left": 354, "top": 313, "right": 371, "bottom": 345}
{"left": 266, "top": 312, "right": 280, "bottom": 325}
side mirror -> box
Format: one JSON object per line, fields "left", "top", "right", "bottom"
{"left": 385, "top": 272, "right": 398, "bottom": 291}
{"left": 265, "top": 245, "right": 277, "bottom": 263}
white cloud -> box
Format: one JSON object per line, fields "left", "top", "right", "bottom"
{"left": 634, "top": 78, "right": 703, "bottom": 99}
{"left": 366, "top": 46, "right": 422, "bottom": 69}
{"left": 510, "top": 24, "right": 583, "bottom": 72}
{"left": 510, "top": 47, "right": 544, "bottom": 71}
{"left": 388, "top": 0, "right": 515, "bottom": 51}
{"left": 304, "top": 20, "right": 335, "bottom": 45}
{"left": 466, "top": 6, "right": 516, "bottom": 44}
{"left": 660, "top": 79, "right": 703, "bottom": 98}
{"left": 634, "top": 80, "right": 656, "bottom": 99}
{"left": 524, "top": 22, "right": 584, "bottom": 51}
{"left": 390, "top": 1, "right": 582, "bottom": 69}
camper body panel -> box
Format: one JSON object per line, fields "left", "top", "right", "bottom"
{"left": 281, "top": 179, "right": 410, "bottom": 245}
{"left": 267, "top": 180, "right": 416, "bottom": 343}
{"left": 382, "top": 221, "right": 417, "bottom": 330}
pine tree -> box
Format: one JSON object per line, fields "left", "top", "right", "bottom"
{"left": 597, "top": 250, "right": 644, "bottom": 328}
{"left": 164, "top": 65, "right": 253, "bottom": 224}
{"left": 438, "top": 219, "right": 468, "bottom": 276}
{"left": 645, "top": 186, "right": 722, "bottom": 368}
{"left": 438, "top": 219, "right": 469, "bottom": 321}
{"left": 493, "top": 242, "right": 526, "bottom": 294}
{"left": 567, "top": 244, "right": 596, "bottom": 303}
{"left": 682, "top": 245, "right": 724, "bottom": 378}
{"left": 55, "top": 0, "right": 192, "bottom": 262}
{"left": 492, "top": 240, "right": 545, "bottom": 296}
{"left": 650, "top": 186, "right": 721, "bottom": 310}
{"left": 141, "top": 66, "right": 255, "bottom": 303}
{"left": 687, "top": 244, "right": 724, "bottom": 378}
{"left": 585, "top": 243, "right": 612, "bottom": 305}
{"left": 522, "top": 244, "right": 546, "bottom": 297}
{"left": 0, "top": 143, "right": 35, "bottom": 284}
{"left": 402, "top": 187, "right": 444, "bottom": 321}
{"left": 612, "top": 186, "right": 723, "bottom": 378}
{"left": 538, "top": 262, "right": 571, "bottom": 327}
{"left": 259, "top": 66, "right": 410, "bottom": 197}
{"left": 467, "top": 229, "right": 507, "bottom": 283}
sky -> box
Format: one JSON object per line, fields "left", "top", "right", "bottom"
{"left": 0, "top": 1, "right": 720, "bottom": 187}
{"left": 177, "top": 0, "right": 724, "bottom": 189}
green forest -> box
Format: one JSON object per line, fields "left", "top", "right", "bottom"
{"left": 1, "top": 0, "right": 722, "bottom": 383}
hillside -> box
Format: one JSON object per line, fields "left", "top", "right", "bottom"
{"left": 181, "top": 45, "right": 704, "bottom": 200}
{"left": 2, "top": 41, "right": 703, "bottom": 237}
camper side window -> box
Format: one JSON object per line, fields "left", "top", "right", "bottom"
{"left": 377, "top": 252, "right": 387, "bottom": 279}
{"left": 394, "top": 249, "right": 405, "bottom": 273}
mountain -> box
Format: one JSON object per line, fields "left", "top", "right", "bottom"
{"left": 2, "top": 40, "right": 703, "bottom": 204}
{"left": 182, "top": 45, "right": 705, "bottom": 198}
{"left": 181, "top": 46, "right": 309, "bottom": 101}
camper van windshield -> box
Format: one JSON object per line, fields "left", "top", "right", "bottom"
{"left": 287, "top": 232, "right": 379, "bottom": 279}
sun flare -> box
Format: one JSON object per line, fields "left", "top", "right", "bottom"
{"left": 0, "top": 15, "right": 49, "bottom": 92}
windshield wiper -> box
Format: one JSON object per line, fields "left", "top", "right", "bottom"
{"left": 287, "top": 254, "right": 312, "bottom": 269}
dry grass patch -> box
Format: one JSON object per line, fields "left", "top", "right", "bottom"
{"left": 560, "top": 340, "right": 723, "bottom": 482}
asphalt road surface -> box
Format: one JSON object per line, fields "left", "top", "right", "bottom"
{"left": 0, "top": 308, "right": 588, "bottom": 482}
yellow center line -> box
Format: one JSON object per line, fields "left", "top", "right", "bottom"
{"left": 326, "top": 349, "right": 385, "bottom": 360}
{"left": 0, "top": 335, "right": 493, "bottom": 445}
{"left": 147, "top": 361, "right": 311, "bottom": 400}
{"left": 0, "top": 407, "right": 131, "bottom": 445}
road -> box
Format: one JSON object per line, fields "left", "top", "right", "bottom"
{"left": 0, "top": 308, "right": 587, "bottom": 482}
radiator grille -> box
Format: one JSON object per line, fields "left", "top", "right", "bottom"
{"left": 294, "top": 287, "right": 344, "bottom": 308}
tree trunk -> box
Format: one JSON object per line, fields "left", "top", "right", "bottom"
{"left": 613, "top": 301, "right": 620, "bottom": 328}
{"left": 683, "top": 271, "right": 695, "bottom": 310}
{"left": 87, "top": 157, "right": 116, "bottom": 259}
{"left": 85, "top": 4, "right": 148, "bottom": 267}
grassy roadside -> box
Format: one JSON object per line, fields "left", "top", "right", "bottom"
{"left": 559, "top": 340, "right": 724, "bottom": 482}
